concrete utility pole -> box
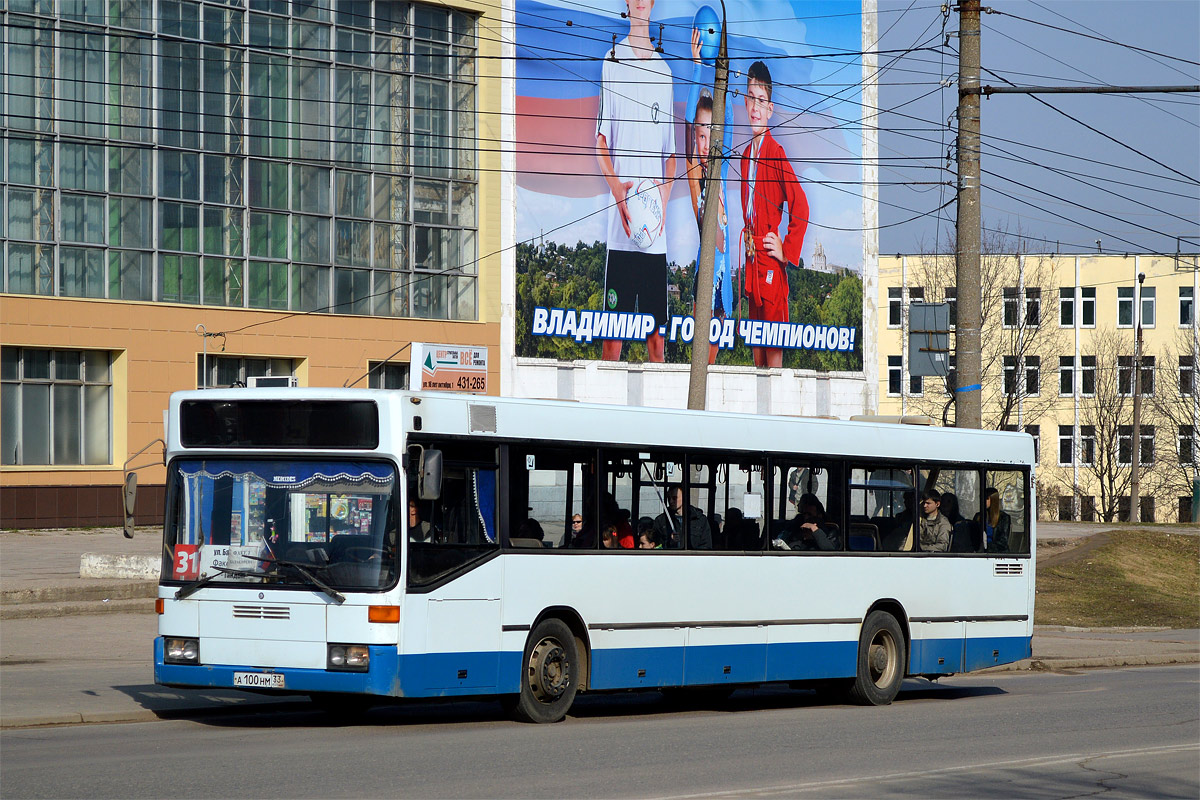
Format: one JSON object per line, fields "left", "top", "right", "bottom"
{"left": 954, "top": 0, "right": 982, "bottom": 429}
{"left": 687, "top": 3, "right": 729, "bottom": 411}
{"left": 1129, "top": 271, "right": 1146, "bottom": 522}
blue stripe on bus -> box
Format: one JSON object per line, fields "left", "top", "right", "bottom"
{"left": 154, "top": 635, "right": 1033, "bottom": 699}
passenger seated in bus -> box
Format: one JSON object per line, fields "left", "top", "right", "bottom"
{"left": 566, "top": 517, "right": 595, "bottom": 548}
{"left": 918, "top": 489, "right": 952, "bottom": 552}
{"left": 774, "top": 493, "right": 840, "bottom": 551}
{"left": 601, "top": 492, "right": 635, "bottom": 549}
{"left": 408, "top": 499, "right": 436, "bottom": 543}
{"left": 638, "top": 517, "right": 663, "bottom": 549}
{"left": 974, "top": 487, "right": 1011, "bottom": 553}
{"left": 567, "top": 514, "right": 584, "bottom": 546}
{"left": 517, "top": 518, "right": 545, "bottom": 543}
{"left": 879, "top": 493, "right": 915, "bottom": 552}
{"left": 941, "top": 492, "right": 975, "bottom": 552}
{"left": 653, "top": 486, "right": 712, "bottom": 549}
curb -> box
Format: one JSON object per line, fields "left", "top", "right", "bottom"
{"left": 980, "top": 653, "right": 1200, "bottom": 673}
{"left": 0, "top": 598, "right": 156, "bottom": 620}
{"left": 1, "top": 581, "right": 155, "bottom": 605}
{"left": 1, "top": 700, "right": 314, "bottom": 730}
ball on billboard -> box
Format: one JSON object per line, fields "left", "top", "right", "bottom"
{"left": 626, "top": 179, "right": 663, "bottom": 249}
{"left": 693, "top": 5, "right": 721, "bottom": 66}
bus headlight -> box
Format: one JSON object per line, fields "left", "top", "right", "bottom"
{"left": 328, "top": 644, "right": 369, "bottom": 672}
{"left": 165, "top": 637, "right": 200, "bottom": 664}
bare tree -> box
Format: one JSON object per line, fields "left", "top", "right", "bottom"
{"left": 1149, "top": 328, "right": 1200, "bottom": 522}
{"left": 906, "top": 227, "right": 1067, "bottom": 431}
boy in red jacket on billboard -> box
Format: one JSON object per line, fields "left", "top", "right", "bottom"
{"left": 740, "top": 60, "right": 809, "bottom": 368}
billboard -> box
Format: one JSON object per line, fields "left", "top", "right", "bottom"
{"left": 515, "top": 0, "right": 866, "bottom": 370}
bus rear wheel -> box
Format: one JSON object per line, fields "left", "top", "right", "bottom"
{"left": 848, "top": 610, "right": 906, "bottom": 706}
{"left": 514, "top": 618, "right": 579, "bottom": 723}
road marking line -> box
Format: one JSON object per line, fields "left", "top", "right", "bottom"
{"left": 646, "top": 743, "right": 1200, "bottom": 799}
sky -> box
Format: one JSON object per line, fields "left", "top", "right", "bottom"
{"left": 876, "top": 0, "right": 1200, "bottom": 256}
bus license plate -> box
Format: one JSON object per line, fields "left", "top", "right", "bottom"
{"left": 233, "top": 671, "right": 285, "bottom": 689}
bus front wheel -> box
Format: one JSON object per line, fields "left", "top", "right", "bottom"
{"left": 849, "top": 610, "right": 906, "bottom": 706}
{"left": 514, "top": 618, "right": 578, "bottom": 723}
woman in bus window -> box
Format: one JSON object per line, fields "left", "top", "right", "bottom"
{"left": 974, "top": 487, "right": 1011, "bottom": 553}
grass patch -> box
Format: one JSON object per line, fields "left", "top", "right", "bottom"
{"left": 1036, "top": 530, "right": 1200, "bottom": 628}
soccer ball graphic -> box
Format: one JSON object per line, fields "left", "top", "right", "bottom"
{"left": 626, "top": 179, "right": 663, "bottom": 249}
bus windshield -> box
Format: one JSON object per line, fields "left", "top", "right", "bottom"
{"left": 163, "top": 458, "right": 398, "bottom": 592}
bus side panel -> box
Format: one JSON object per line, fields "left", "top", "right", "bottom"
{"left": 685, "top": 628, "right": 766, "bottom": 685}
{"left": 964, "top": 621, "right": 1033, "bottom": 671}
{"left": 764, "top": 634, "right": 858, "bottom": 682}
{"left": 909, "top": 621, "right": 965, "bottom": 674}
{"left": 589, "top": 629, "right": 686, "bottom": 690}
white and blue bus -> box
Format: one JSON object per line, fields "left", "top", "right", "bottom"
{"left": 154, "top": 389, "right": 1035, "bottom": 722}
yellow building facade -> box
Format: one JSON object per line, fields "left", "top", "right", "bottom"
{"left": 877, "top": 253, "right": 1199, "bottom": 523}
{"left": 1, "top": 1, "right": 503, "bottom": 528}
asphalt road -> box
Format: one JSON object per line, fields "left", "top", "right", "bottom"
{"left": 3, "top": 666, "right": 1196, "bottom": 799}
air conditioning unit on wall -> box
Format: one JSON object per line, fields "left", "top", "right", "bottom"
{"left": 247, "top": 375, "right": 298, "bottom": 388}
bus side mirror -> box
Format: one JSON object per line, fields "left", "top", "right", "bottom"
{"left": 418, "top": 449, "right": 443, "bottom": 500}
{"left": 122, "top": 472, "right": 138, "bottom": 539}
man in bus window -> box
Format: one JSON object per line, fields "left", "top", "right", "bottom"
{"left": 918, "top": 489, "right": 952, "bottom": 552}
{"left": 653, "top": 486, "right": 712, "bottom": 549}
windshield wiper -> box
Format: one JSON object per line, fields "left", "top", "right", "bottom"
{"left": 175, "top": 565, "right": 264, "bottom": 600}
{"left": 255, "top": 555, "right": 345, "bottom": 604}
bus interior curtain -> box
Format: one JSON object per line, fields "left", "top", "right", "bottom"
{"left": 474, "top": 469, "right": 497, "bottom": 543}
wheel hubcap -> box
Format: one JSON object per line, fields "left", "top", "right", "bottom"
{"left": 868, "top": 630, "right": 898, "bottom": 688}
{"left": 527, "top": 636, "right": 570, "bottom": 703}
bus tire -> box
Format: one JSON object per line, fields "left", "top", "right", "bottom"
{"left": 848, "top": 610, "right": 906, "bottom": 706}
{"left": 514, "top": 618, "right": 578, "bottom": 723}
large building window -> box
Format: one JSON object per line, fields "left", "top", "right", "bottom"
{"left": 197, "top": 355, "right": 296, "bottom": 389}
{"left": 887, "top": 355, "right": 901, "bottom": 396}
{"left": 1, "top": 348, "right": 112, "bottom": 466}
{"left": 1181, "top": 287, "right": 1194, "bottom": 327}
{"left": 1, "top": 3, "right": 479, "bottom": 321}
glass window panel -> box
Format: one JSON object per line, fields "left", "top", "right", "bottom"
{"left": 455, "top": 83, "right": 475, "bottom": 179}
{"left": 60, "top": 142, "right": 105, "bottom": 192}
{"left": 373, "top": 175, "right": 408, "bottom": 221}
{"left": 247, "top": 54, "right": 290, "bottom": 158}
{"left": 374, "top": 72, "right": 409, "bottom": 168}
{"left": 1, "top": 349, "right": 18, "bottom": 381}
{"left": 108, "top": 250, "right": 154, "bottom": 300}
{"left": 110, "top": 147, "right": 153, "bottom": 194}
{"left": 6, "top": 20, "right": 55, "bottom": 133}
{"left": 333, "top": 67, "right": 374, "bottom": 164}
{"left": 61, "top": 194, "right": 106, "bottom": 244}
{"left": 202, "top": 257, "right": 244, "bottom": 306}
{"left": 415, "top": 5, "right": 451, "bottom": 41}
{"left": 337, "top": 172, "right": 371, "bottom": 217}
{"left": 292, "top": 165, "right": 331, "bottom": 214}
{"left": 248, "top": 260, "right": 288, "bottom": 309}
{"left": 5, "top": 242, "right": 55, "bottom": 295}
{"left": 373, "top": 223, "right": 408, "bottom": 271}
{"left": 335, "top": 219, "right": 370, "bottom": 266}
{"left": 160, "top": 0, "right": 200, "bottom": 38}
{"left": 204, "top": 207, "right": 244, "bottom": 256}
{"left": 54, "top": 351, "right": 82, "bottom": 381}
{"left": 293, "top": 60, "right": 331, "bottom": 160}
{"left": 412, "top": 180, "right": 448, "bottom": 225}
{"left": 109, "top": 196, "right": 153, "bottom": 247}
{"left": 249, "top": 11, "right": 288, "bottom": 49}
{"left": 414, "top": 78, "right": 450, "bottom": 177}
{"left": 248, "top": 159, "right": 289, "bottom": 210}
{"left": 372, "top": 269, "right": 407, "bottom": 317}
{"left": 159, "top": 41, "right": 201, "bottom": 150}
{"left": 84, "top": 350, "right": 111, "bottom": 383}
{"left": 60, "top": 247, "right": 106, "bottom": 298}
{"left": 84, "top": 384, "right": 112, "bottom": 464}
{"left": 22, "top": 383, "right": 52, "bottom": 464}
{"left": 248, "top": 212, "right": 289, "bottom": 258}
{"left": 204, "top": 155, "right": 244, "bottom": 205}
{"left": 336, "top": 28, "right": 372, "bottom": 67}
{"left": 53, "top": 383, "right": 83, "bottom": 464}
{"left": 452, "top": 182, "right": 476, "bottom": 228}
{"left": 158, "top": 254, "right": 201, "bottom": 304}
{"left": 291, "top": 263, "right": 330, "bottom": 312}
{"left": 1, "top": 384, "right": 19, "bottom": 465}
{"left": 8, "top": 138, "right": 55, "bottom": 186}
{"left": 160, "top": 202, "right": 201, "bottom": 252}
{"left": 109, "top": 36, "right": 153, "bottom": 142}
{"left": 292, "top": 214, "right": 331, "bottom": 263}
{"left": 8, "top": 189, "right": 55, "bottom": 240}
{"left": 60, "top": 31, "right": 106, "bottom": 138}
{"left": 414, "top": 40, "right": 451, "bottom": 80}
{"left": 377, "top": 30, "right": 409, "bottom": 73}
{"left": 24, "top": 349, "right": 51, "bottom": 380}
{"left": 160, "top": 150, "right": 201, "bottom": 200}
{"left": 334, "top": 267, "right": 371, "bottom": 315}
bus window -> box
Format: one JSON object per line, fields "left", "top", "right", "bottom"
{"left": 769, "top": 461, "right": 843, "bottom": 551}
{"left": 919, "top": 468, "right": 980, "bottom": 553}
{"left": 849, "top": 466, "right": 915, "bottom": 552}
{"left": 980, "top": 470, "right": 1028, "bottom": 554}
{"left": 406, "top": 442, "right": 499, "bottom": 588}
{"left": 688, "top": 457, "right": 765, "bottom": 551}
{"left": 509, "top": 447, "right": 593, "bottom": 549}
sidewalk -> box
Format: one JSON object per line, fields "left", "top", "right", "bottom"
{"left": 2, "top": 527, "right": 1197, "bottom": 729}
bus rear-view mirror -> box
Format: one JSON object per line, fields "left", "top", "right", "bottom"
{"left": 122, "top": 472, "right": 138, "bottom": 539}
{"left": 419, "top": 449, "right": 443, "bottom": 500}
